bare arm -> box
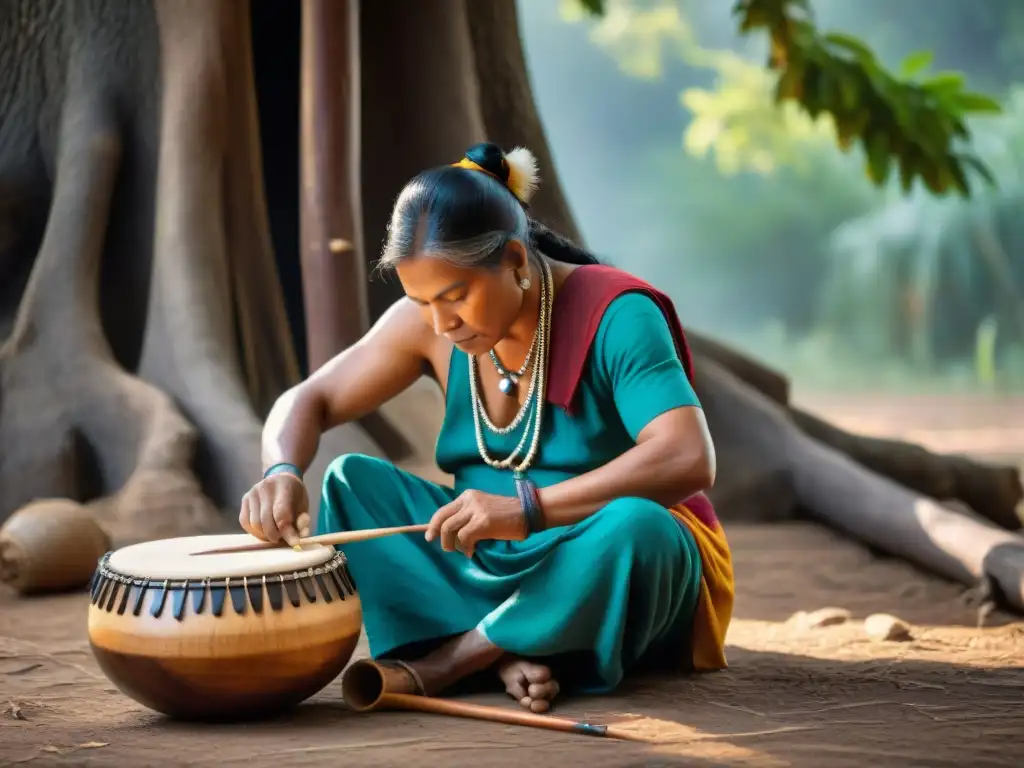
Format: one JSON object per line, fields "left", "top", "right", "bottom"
{"left": 536, "top": 406, "right": 715, "bottom": 528}
{"left": 260, "top": 299, "right": 434, "bottom": 473}
{"left": 537, "top": 293, "right": 715, "bottom": 527}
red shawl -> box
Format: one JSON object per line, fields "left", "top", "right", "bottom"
{"left": 545, "top": 263, "right": 734, "bottom": 672}
{"left": 547, "top": 265, "right": 695, "bottom": 413}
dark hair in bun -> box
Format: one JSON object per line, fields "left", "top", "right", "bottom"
{"left": 378, "top": 142, "right": 601, "bottom": 272}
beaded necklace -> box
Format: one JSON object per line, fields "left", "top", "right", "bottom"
{"left": 468, "top": 259, "right": 553, "bottom": 476}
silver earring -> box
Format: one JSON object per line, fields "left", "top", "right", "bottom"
{"left": 519, "top": 276, "right": 532, "bottom": 290}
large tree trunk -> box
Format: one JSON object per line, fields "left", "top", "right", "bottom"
{"left": 0, "top": 0, "right": 379, "bottom": 545}
{"left": 358, "top": 0, "right": 489, "bottom": 320}
{"left": 696, "top": 359, "right": 1024, "bottom": 614}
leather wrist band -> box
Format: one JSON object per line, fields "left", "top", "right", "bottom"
{"left": 514, "top": 475, "right": 545, "bottom": 535}
{"left": 264, "top": 462, "right": 303, "bottom": 480}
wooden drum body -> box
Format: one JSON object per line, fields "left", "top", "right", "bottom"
{"left": 87, "top": 534, "right": 362, "bottom": 721}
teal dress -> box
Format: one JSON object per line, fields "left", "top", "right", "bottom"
{"left": 318, "top": 293, "right": 704, "bottom": 693}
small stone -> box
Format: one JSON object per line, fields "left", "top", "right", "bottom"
{"left": 806, "top": 607, "right": 853, "bottom": 628}
{"left": 789, "top": 607, "right": 852, "bottom": 630}
{"left": 864, "top": 613, "right": 913, "bottom": 642}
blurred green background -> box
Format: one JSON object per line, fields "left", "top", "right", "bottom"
{"left": 516, "top": 0, "right": 1024, "bottom": 395}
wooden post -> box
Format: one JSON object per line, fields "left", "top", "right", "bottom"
{"left": 299, "top": 0, "right": 411, "bottom": 460}
{"left": 300, "top": 0, "right": 367, "bottom": 367}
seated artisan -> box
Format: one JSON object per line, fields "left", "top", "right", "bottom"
{"left": 239, "top": 142, "right": 734, "bottom": 713}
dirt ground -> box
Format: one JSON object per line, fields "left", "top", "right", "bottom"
{"left": 3, "top": 387, "right": 1023, "bottom": 768}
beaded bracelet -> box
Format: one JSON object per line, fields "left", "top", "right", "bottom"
{"left": 264, "top": 462, "right": 303, "bottom": 480}
{"left": 514, "top": 474, "right": 545, "bottom": 535}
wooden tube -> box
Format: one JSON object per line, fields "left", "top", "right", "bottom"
{"left": 340, "top": 659, "right": 650, "bottom": 742}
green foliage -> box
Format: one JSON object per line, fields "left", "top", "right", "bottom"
{"left": 552, "top": 0, "right": 1024, "bottom": 390}
{"left": 738, "top": 0, "right": 1000, "bottom": 197}
{"left": 679, "top": 50, "right": 843, "bottom": 177}
{"left": 567, "top": 0, "right": 1004, "bottom": 198}
{"left": 811, "top": 0, "right": 1024, "bottom": 94}
{"left": 574, "top": 0, "right": 606, "bottom": 14}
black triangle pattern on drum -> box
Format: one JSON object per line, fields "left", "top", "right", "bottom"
{"left": 247, "top": 580, "right": 264, "bottom": 614}
{"left": 299, "top": 575, "right": 317, "bottom": 603}
{"left": 211, "top": 584, "right": 227, "bottom": 616}
{"left": 117, "top": 583, "right": 132, "bottom": 615}
{"left": 267, "top": 579, "right": 284, "bottom": 611}
{"left": 132, "top": 580, "right": 149, "bottom": 616}
{"left": 87, "top": 551, "right": 356, "bottom": 620}
{"left": 104, "top": 580, "right": 120, "bottom": 613}
{"left": 329, "top": 568, "right": 346, "bottom": 600}
{"left": 314, "top": 573, "right": 333, "bottom": 603}
{"left": 150, "top": 581, "right": 169, "bottom": 618}
{"left": 192, "top": 581, "right": 207, "bottom": 614}
{"left": 229, "top": 583, "right": 247, "bottom": 615}
{"left": 96, "top": 574, "right": 111, "bottom": 607}
{"left": 284, "top": 578, "right": 301, "bottom": 607}
{"left": 173, "top": 584, "right": 189, "bottom": 621}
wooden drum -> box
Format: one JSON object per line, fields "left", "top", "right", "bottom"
{"left": 87, "top": 534, "right": 362, "bottom": 721}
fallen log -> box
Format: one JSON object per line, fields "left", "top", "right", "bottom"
{"left": 652, "top": 332, "right": 1021, "bottom": 531}
{"left": 696, "top": 359, "right": 1024, "bottom": 614}
{"left": 790, "top": 407, "right": 1023, "bottom": 531}
{"left": 673, "top": 333, "right": 1022, "bottom": 531}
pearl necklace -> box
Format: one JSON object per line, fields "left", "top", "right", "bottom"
{"left": 469, "top": 260, "right": 553, "bottom": 475}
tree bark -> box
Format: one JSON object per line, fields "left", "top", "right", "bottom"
{"left": 0, "top": 7, "right": 220, "bottom": 544}
{"left": 689, "top": 334, "right": 791, "bottom": 405}
{"left": 358, "top": 0, "right": 488, "bottom": 320}
{"left": 463, "top": 0, "right": 583, "bottom": 244}
{"left": 221, "top": 0, "right": 302, "bottom": 419}
{"left": 790, "top": 407, "right": 1023, "bottom": 531}
{"left": 139, "top": 0, "right": 271, "bottom": 508}
{"left": 699, "top": 359, "right": 1024, "bottom": 613}
{"left": 0, "top": 0, "right": 375, "bottom": 542}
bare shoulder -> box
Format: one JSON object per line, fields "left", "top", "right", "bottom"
{"left": 301, "top": 297, "right": 443, "bottom": 427}
{"left": 366, "top": 297, "right": 433, "bottom": 351}
{"left": 368, "top": 297, "right": 450, "bottom": 375}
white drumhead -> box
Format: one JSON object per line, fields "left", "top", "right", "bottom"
{"left": 106, "top": 534, "right": 335, "bottom": 580}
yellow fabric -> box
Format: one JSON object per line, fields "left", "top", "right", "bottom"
{"left": 669, "top": 501, "right": 734, "bottom": 672}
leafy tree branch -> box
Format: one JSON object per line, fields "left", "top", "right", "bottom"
{"left": 568, "top": 0, "right": 1003, "bottom": 197}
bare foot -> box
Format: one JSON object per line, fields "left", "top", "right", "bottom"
{"left": 498, "top": 656, "right": 560, "bottom": 712}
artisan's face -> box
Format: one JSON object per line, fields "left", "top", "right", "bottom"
{"left": 397, "top": 245, "right": 527, "bottom": 355}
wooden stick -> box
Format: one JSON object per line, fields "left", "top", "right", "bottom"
{"left": 190, "top": 524, "right": 429, "bottom": 556}
{"left": 341, "top": 658, "right": 648, "bottom": 742}
{"left": 379, "top": 692, "right": 650, "bottom": 742}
